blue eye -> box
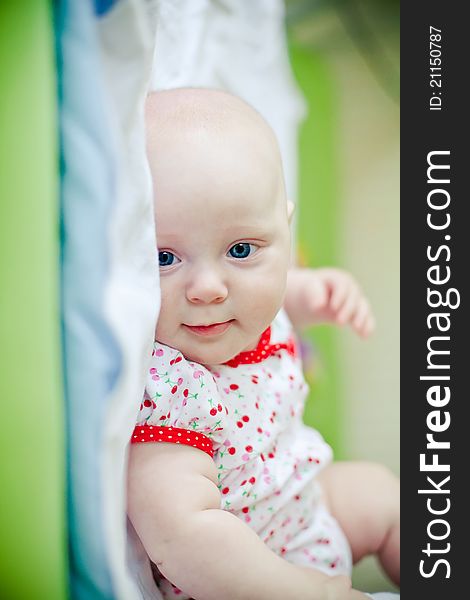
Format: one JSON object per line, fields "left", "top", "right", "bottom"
{"left": 158, "top": 251, "right": 178, "bottom": 267}
{"left": 228, "top": 243, "right": 254, "bottom": 259}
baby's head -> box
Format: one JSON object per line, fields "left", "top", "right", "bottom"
{"left": 146, "top": 88, "right": 291, "bottom": 365}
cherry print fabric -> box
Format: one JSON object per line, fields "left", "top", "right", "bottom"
{"left": 134, "top": 310, "right": 352, "bottom": 598}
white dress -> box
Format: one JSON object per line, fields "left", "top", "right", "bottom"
{"left": 133, "top": 310, "right": 352, "bottom": 598}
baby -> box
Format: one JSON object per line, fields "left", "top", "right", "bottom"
{"left": 127, "top": 88, "right": 399, "bottom": 600}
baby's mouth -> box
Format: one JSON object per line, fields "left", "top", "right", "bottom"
{"left": 183, "top": 320, "right": 234, "bottom": 337}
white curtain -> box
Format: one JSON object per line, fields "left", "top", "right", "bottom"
{"left": 88, "top": 2, "right": 304, "bottom": 598}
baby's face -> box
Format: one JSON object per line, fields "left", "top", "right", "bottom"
{"left": 150, "top": 126, "right": 291, "bottom": 365}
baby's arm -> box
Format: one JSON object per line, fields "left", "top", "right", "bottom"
{"left": 284, "top": 267, "right": 375, "bottom": 338}
{"left": 128, "top": 442, "right": 368, "bottom": 600}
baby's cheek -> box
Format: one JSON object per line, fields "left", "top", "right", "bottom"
{"left": 155, "top": 293, "right": 178, "bottom": 341}
{"left": 246, "top": 275, "right": 285, "bottom": 327}
{"left": 262, "top": 259, "right": 288, "bottom": 304}
{"left": 158, "top": 279, "right": 178, "bottom": 315}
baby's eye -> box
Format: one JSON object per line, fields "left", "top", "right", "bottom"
{"left": 158, "top": 251, "right": 180, "bottom": 267}
{"left": 227, "top": 243, "right": 256, "bottom": 259}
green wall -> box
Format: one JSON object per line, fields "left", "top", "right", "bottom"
{"left": 289, "top": 41, "right": 343, "bottom": 456}
{"left": 0, "top": 3, "right": 67, "bottom": 598}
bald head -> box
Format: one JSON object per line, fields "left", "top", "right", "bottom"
{"left": 144, "top": 87, "right": 289, "bottom": 228}
{"left": 145, "top": 88, "right": 284, "bottom": 177}
{"left": 146, "top": 88, "right": 277, "bottom": 143}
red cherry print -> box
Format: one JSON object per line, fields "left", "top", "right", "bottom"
{"left": 174, "top": 356, "right": 182, "bottom": 364}
{"left": 217, "top": 404, "right": 222, "bottom": 412}
{"left": 245, "top": 445, "right": 253, "bottom": 453}
{"left": 171, "top": 385, "right": 178, "bottom": 394}
{"left": 242, "top": 415, "right": 249, "bottom": 422}
{"left": 152, "top": 401, "right": 156, "bottom": 408}
{"left": 159, "top": 415, "right": 166, "bottom": 420}
{"left": 144, "top": 399, "right": 152, "bottom": 407}
{"left": 251, "top": 376, "right": 259, "bottom": 384}
{"left": 316, "top": 538, "right": 330, "bottom": 545}
{"left": 222, "top": 487, "right": 230, "bottom": 495}
{"left": 229, "top": 384, "right": 239, "bottom": 391}
{"left": 249, "top": 477, "right": 256, "bottom": 484}
{"left": 237, "top": 421, "right": 243, "bottom": 428}
{"left": 268, "top": 452, "right": 275, "bottom": 459}
{"left": 255, "top": 402, "right": 259, "bottom": 409}
{"left": 242, "top": 507, "right": 249, "bottom": 514}
{"left": 228, "top": 447, "right": 236, "bottom": 455}
{"left": 139, "top": 403, "right": 143, "bottom": 410}
{"left": 183, "top": 389, "right": 189, "bottom": 397}
{"left": 257, "top": 427, "right": 263, "bottom": 434}
{"left": 169, "top": 359, "right": 175, "bottom": 366}
{"left": 240, "top": 480, "right": 247, "bottom": 486}
{"left": 210, "top": 408, "right": 217, "bottom": 416}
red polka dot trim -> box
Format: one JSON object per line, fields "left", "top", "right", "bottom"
{"left": 131, "top": 425, "right": 214, "bottom": 458}
{"left": 223, "top": 327, "right": 297, "bottom": 368}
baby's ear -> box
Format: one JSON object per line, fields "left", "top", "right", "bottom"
{"left": 287, "top": 200, "right": 296, "bottom": 224}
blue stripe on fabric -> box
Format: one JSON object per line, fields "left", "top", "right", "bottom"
{"left": 55, "top": 0, "right": 122, "bottom": 598}
{"left": 94, "top": 0, "right": 119, "bottom": 17}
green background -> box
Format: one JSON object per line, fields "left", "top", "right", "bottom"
{"left": 0, "top": 2, "right": 67, "bottom": 599}
{"left": 290, "top": 42, "right": 343, "bottom": 456}
{"left": 0, "top": 2, "right": 398, "bottom": 596}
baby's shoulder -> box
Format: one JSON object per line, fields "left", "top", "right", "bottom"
{"left": 146, "top": 341, "right": 216, "bottom": 399}
{"left": 137, "top": 342, "right": 227, "bottom": 445}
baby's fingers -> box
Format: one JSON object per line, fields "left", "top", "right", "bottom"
{"left": 329, "top": 275, "right": 354, "bottom": 313}
{"left": 352, "top": 298, "right": 375, "bottom": 338}
{"left": 335, "top": 290, "right": 361, "bottom": 326}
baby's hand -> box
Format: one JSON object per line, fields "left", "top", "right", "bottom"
{"left": 285, "top": 267, "right": 375, "bottom": 338}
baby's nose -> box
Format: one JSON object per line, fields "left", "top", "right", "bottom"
{"left": 186, "top": 269, "right": 228, "bottom": 304}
